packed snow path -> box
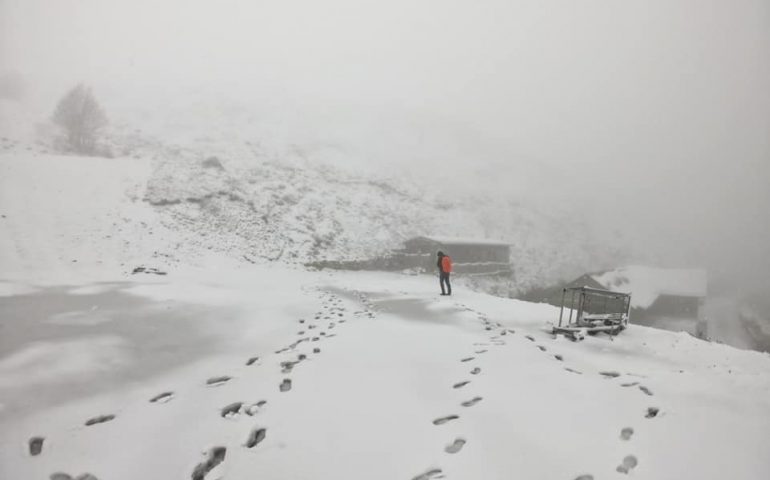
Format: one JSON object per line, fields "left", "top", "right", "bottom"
{"left": 1, "top": 270, "right": 770, "bottom": 480}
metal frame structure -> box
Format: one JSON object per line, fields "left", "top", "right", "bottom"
{"left": 554, "top": 286, "right": 631, "bottom": 339}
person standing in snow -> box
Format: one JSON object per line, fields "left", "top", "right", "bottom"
{"left": 437, "top": 251, "right": 452, "bottom": 296}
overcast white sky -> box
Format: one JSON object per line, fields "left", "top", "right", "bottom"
{"left": 2, "top": 0, "right": 769, "bottom": 287}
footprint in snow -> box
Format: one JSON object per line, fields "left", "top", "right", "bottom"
{"left": 85, "top": 414, "right": 115, "bottom": 426}
{"left": 645, "top": 407, "right": 659, "bottom": 418}
{"left": 470, "top": 367, "right": 481, "bottom": 375}
{"left": 460, "top": 357, "right": 474, "bottom": 362}
{"left": 280, "top": 379, "right": 292, "bottom": 392}
{"left": 616, "top": 455, "right": 638, "bottom": 474}
{"left": 221, "top": 402, "right": 243, "bottom": 419}
{"left": 191, "top": 446, "right": 226, "bottom": 480}
{"left": 281, "top": 360, "right": 299, "bottom": 373}
{"left": 599, "top": 371, "right": 621, "bottom": 378}
{"left": 620, "top": 427, "right": 634, "bottom": 440}
{"left": 245, "top": 356, "right": 259, "bottom": 366}
{"left": 29, "top": 436, "right": 44, "bottom": 456}
{"left": 244, "top": 401, "right": 267, "bottom": 416}
{"left": 245, "top": 428, "right": 267, "bottom": 448}
{"left": 638, "top": 385, "right": 654, "bottom": 396}
{"left": 525, "top": 335, "right": 535, "bottom": 342}
{"left": 574, "top": 476, "right": 594, "bottom": 480}
{"left": 453, "top": 380, "right": 471, "bottom": 389}
{"left": 150, "top": 392, "right": 174, "bottom": 403}
{"left": 564, "top": 368, "right": 582, "bottom": 375}
{"left": 206, "top": 376, "right": 232, "bottom": 387}
{"left": 411, "top": 468, "right": 443, "bottom": 480}
{"left": 461, "top": 397, "right": 483, "bottom": 407}
{"left": 475, "top": 349, "right": 487, "bottom": 354}
{"left": 313, "top": 347, "right": 321, "bottom": 353}
{"left": 554, "top": 354, "right": 564, "bottom": 361}
{"left": 621, "top": 382, "right": 639, "bottom": 387}
{"left": 433, "top": 415, "right": 459, "bottom": 425}
{"left": 537, "top": 345, "right": 547, "bottom": 352}
{"left": 445, "top": 438, "right": 466, "bottom": 454}
{"left": 50, "top": 474, "right": 99, "bottom": 480}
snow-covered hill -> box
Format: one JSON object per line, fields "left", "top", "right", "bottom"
{"left": 0, "top": 137, "right": 626, "bottom": 293}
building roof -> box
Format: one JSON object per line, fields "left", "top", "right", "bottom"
{"left": 408, "top": 236, "right": 510, "bottom": 247}
{"left": 591, "top": 266, "right": 707, "bottom": 309}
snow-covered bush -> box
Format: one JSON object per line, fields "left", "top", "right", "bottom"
{"left": 52, "top": 84, "right": 108, "bottom": 156}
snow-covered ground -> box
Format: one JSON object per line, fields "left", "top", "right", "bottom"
{"left": 2, "top": 147, "right": 770, "bottom": 480}
{"left": 1, "top": 268, "right": 770, "bottom": 480}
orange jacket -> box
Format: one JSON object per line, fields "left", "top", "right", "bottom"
{"left": 441, "top": 255, "right": 453, "bottom": 273}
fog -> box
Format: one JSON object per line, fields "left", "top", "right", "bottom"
{"left": 2, "top": 0, "right": 769, "bottom": 290}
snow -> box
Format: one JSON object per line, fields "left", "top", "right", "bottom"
{"left": 1, "top": 146, "right": 769, "bottom": 480}
{"left": 1, "top": 268, "right": 769, "bottom": 480}
{"left": 0, "top": 152, "right": 172, "bottom": 284}
{"left": 0, "top": 336, "right": 129, "bottom": 389}
{"left": 592, "top": 266, "right": 708, "bottom": 309}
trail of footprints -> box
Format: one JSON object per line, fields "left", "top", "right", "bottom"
{"left": 30, "top": 288, "right": 377, "bottom": 480}
{"left": 416, "top": 303, "right": 662, "bottom": 480}
{"left": 412, "top": 307, "right": 502, "bottom": 479}
{"left": 29, "top": 289, "right": 659, "bottom": 479}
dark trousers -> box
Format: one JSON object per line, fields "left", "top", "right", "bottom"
{"left": 440, "top": 272, "right": 451, "bottom": 295}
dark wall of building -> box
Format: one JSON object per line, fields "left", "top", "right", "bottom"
{"left": 310, "top": 238, "right": 511, "bottom": 276}
{"left": 402, "top": 239, "right": 510, "bottom": 263}
{"left": 645, "top": 295, "right": 700, "bottom": 318}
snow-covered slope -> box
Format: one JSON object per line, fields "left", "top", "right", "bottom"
{"left": 0, "top": 151, "right": 173, "bottom": 285}
{"left": 141, "top": 139, "right": 626, "bottom": 292}
{"left": 1, "top": 121, "right": 630, "bottom": 294}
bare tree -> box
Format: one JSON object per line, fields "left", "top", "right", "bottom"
{"left": 52, "top": 84, "right": 107, "bottom": 155}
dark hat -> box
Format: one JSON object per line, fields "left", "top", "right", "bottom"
{"left": 437, "top": 251, "right": 444, "bottom": 256}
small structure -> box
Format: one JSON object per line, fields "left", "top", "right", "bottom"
{"left": 553, "top": 286, "right": 631, "bottom": 340}
{"left": 531, "top": 266, "right": 707, "bottom": 318}
{"left": 400, "top": 236, "right": 511, "bottom": 275}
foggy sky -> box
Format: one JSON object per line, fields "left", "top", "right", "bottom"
{"left": 2, "top": 0, "right": 769, "bottom": 289}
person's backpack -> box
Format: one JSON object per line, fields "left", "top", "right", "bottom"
{"left": 441, "top": 255, "right": 453, "bottom": 273}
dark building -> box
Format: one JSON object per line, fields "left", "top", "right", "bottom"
{"left": 400, "top": 236, "right": 511, "bottom": 275}
{"left": 308, "top": 235, "right": 512, "bottom": 277}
